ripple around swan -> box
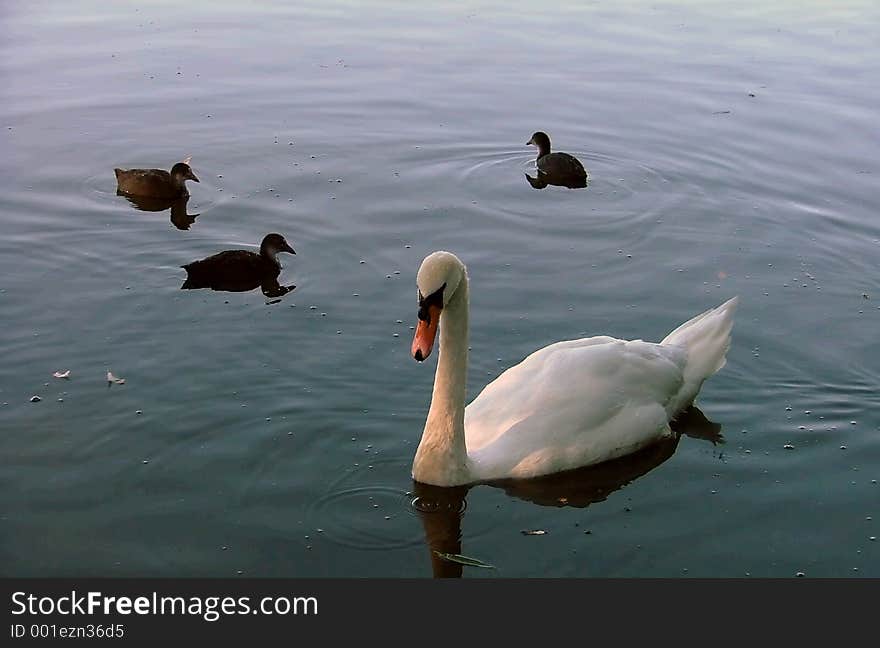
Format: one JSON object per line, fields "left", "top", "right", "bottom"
{"left": 410, "top": 493, "right": 467, "bottom": 515}
{"left": 308, "top": 452, "right": 522, "bottom": 553}
{"left": 307, "top": 487, "right": 422, "bottom": 550}
{"left": 307, "top": 459, "right": 426, "bottom": 551}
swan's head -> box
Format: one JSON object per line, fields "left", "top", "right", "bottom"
{"left": 412, "top": 251, "right": 466, "bottom": 362}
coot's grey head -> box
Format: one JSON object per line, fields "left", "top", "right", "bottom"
{"left": 261, "top": 233, "right": 296, "bottom": 257}
{"left": 170, "top": 162, "right": 200, "bottom": 183}
{"left": 526, "top": 131, "right": 551, "bottom": 151}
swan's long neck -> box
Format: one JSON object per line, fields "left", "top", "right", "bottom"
{"left": 413, "top": 276, "right": 470, "bottom": 486}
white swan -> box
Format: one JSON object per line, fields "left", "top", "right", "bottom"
{"left": 410, "top": 251, "right": 738, "bottom": 487}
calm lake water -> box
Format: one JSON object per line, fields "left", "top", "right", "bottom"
{"left": 2, "top": 0, "right": 878, "bottom": 577}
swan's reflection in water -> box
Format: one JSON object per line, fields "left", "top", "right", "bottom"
{"left": 411, "top": 484, "right": 471, "bottom": 578}
{"left": 412, "top": 406, "right": 722, "bottom": 577}
{"left": 118, "top": 192, "right": 201, "bottom": 230}
{"left": 524, "top": 170, "right": 589, "bottom": 190}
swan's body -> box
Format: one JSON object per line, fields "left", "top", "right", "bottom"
{"left": 411, "top": 251, "right": 738, "bottom": 487}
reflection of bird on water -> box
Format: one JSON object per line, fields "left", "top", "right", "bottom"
{"left": 491, "top": 405, "right": 722, "bottom": 507}
{"left": 525, "top": 131, "right": 588, "bottom": 189}
{"left": 413, "top": 405, "right": 723, "bottom": 577}
{"left": 524, "top": 170, "right": 587, "bottom": 190}
{"left": 411, "top": 483, "right": 470, "bottom": 579}
{"left": 181, "top": 233, "right": 296, "bottom": 298}
{"left": 114, "top": 157, "right": 200, "bottom": 200}
{"left": 118, "top": 193, "right": 201, "bottom": 230}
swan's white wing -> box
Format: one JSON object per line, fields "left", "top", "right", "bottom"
{"left": 464, "top": 336, "right": 687, "bottom": 481}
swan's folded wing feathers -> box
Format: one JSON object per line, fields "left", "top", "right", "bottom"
{"left": 465, "top": 337, "right": 687, "bottom": 480}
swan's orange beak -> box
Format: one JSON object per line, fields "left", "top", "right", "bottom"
{"left": 412, "top": 304, "right": 441, "bottom": 362}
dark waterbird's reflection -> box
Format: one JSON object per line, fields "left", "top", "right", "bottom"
{"left": 118, "top": 192, "right": 201, "bottom": 230}
{"left": 412, "top": 406, "right": 722, "bottom": 577}
{"left": 180, "top": 233, "right": 296, "bottom": 299}
{"left": 524, "top": 171, "right": 588, "bottom": 190}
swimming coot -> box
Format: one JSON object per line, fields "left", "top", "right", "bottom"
{"left": 181, "top": 233, "right": 296, "bottom": 296}
{"left": 526, "top": 132, "right": 587, "bottom": 184}
{"left": 114, "top": 158, "right": 200, "bottom": 200}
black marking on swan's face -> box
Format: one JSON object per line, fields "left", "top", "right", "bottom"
{"left": 417, "top": 283, "right": 446, "bottom": 324}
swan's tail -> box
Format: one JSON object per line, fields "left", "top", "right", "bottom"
{"left": 662, "top": 297, "right": 739, "bottom": 411}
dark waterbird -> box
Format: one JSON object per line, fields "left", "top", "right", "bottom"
{"left": 118, "top": 193, "right": 200, "bottom": 230}
{"left": 114, "top": 157, "right": 200, "bottom": 200}
{"left": 526, "top": 131, "right": 588, "bottom": 188}
{"left": 181, "top": 233, "right": 296, "bottom": 298}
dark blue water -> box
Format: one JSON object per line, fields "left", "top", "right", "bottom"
{"left": 1, "top": 0, "right": 878, "bottom": 577}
